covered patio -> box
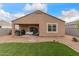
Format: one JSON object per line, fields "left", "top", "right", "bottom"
{"left": 12, "top": 23, "right": 39, "bottom": 36}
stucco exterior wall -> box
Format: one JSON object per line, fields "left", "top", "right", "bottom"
{"left": 12, "top": 11, "right": 65, "bottom": 36}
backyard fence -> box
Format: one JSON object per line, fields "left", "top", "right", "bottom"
{"left": 0, "top": 28, "right": 11, "bottom": 35}
{"left": 65, "top": 28, "right": 79, "bottom": 36}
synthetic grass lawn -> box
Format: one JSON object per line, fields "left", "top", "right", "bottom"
{"left": 0, "top": 42, "right": 78, "bottom": 56}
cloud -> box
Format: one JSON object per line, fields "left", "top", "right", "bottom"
{"left": 0, "top": 4, "right": 13, "bottom": 22}
{"left": 24, "top": 3, "right": 47, "bottom": 12}
{"left": 0, "top": 9, "right": 15, "bottom": 22}
{"left": 0, "top": 4, "right": 24, "bottom": 22}
{"left": 14, "top": 3, "right": 48, "bottom": 19}
{"left": 14, "top": 13, "right": 25, "bottom": 18}
{"left": 59, "top": 9, "right": 79, "bottom": 23}
{"left": 0, "top": 3, "right": 48, "bottom": 22}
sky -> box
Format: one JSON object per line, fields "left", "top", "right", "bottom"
{"left": 0, "top": 3, "right": 79, "bottom": 22}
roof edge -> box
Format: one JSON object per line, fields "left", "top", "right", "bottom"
{"left": 12, "top": 10, "right": 65, "bottom": 22}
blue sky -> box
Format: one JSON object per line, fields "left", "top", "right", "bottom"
{"left": 47, "top": 3, "right": 79, "bottom": 16}
{"left": 3, "top": 3, "right": 25, "bottom": 13}
{"left": 0, "top": 3, "right": 79, "bottom": 22}
{"left": 2, "top": 3, "right": 79, "bottom": 16}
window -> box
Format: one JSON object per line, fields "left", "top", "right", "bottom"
{"left": 47, "top": 23, "right": 58, "bottom": 33}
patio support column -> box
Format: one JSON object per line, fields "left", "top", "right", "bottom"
{"left": 12, "top": 23, "right": 15, "bottom": 36}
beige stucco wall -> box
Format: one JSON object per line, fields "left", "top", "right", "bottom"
{"left": 12, "top": 11, "right": 65, "bottom": 36}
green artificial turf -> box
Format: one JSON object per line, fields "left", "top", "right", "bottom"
{"left": 0, "top": 42, "right": 78, "bottom": 56}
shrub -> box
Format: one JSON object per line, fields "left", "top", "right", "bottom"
{"left": 53, "top": 40, "right": 58, "bottom": 43}
{"left": 72, "top": 37, "right": 79, "bottom": 42}
{"left": 53, "top": 40, "right": 56, "bottom": 43}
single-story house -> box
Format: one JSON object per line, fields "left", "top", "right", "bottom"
{"left": 12, "top": 10, "right": 65, "bottom": 36}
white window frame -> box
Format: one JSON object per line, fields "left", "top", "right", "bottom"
{"left": 47, "top": 23, "right": 58, "bottom": 33}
